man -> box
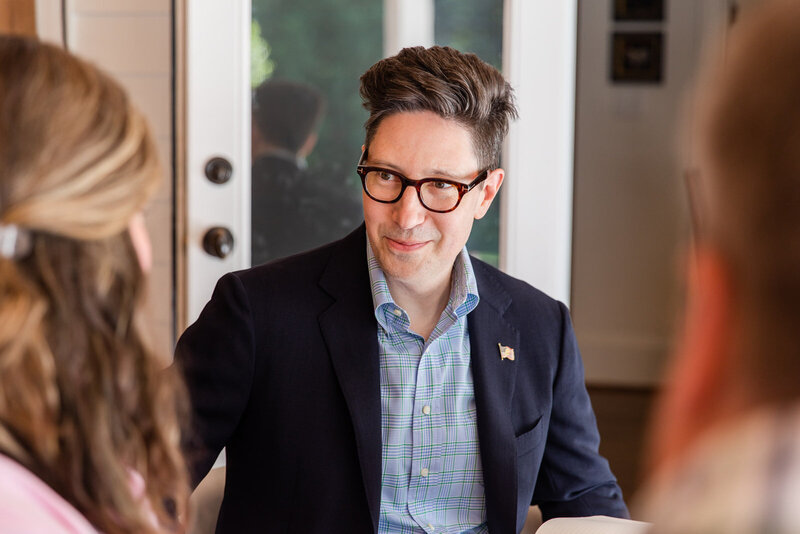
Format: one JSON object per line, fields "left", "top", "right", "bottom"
{"left": 177, "top": 46, "right": 627, "bottom": 533}
{"left": 250, "top": 79, "right": 361, "bottom": 265}
{"left": 637, "top": 1, "right": 800, "bottom": 531}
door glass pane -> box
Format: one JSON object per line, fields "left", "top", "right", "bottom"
{"left": 250, "top": 1, "right": 382, "bottom": 266}
{"left": 435, "top": 0, "right": 504, "bottom": 266}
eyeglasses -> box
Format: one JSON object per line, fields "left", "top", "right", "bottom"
{"left": 356, "top": 149, "right": 491, "bottom": 213}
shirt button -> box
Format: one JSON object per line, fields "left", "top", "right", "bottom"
{"left": 428, "top": 524, "right": 435, "bottom": 531}
{"left": 420, "top": 467, "right": 429, "bottom": 477}
{"left": 392, "top": 308, "right": 402, "bottom": 316}
{"left": 422, "top": 405, "right": 431, "bottom": 415}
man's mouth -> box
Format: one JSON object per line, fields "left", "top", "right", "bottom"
{"left": 385, "top": 236, "right": 428, "bottom": 252}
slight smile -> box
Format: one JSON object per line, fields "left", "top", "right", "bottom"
{"left": 385, "top": 237, "right": 429, "bottom": 252}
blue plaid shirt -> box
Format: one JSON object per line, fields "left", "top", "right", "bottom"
{"left": 368, "top": 242, "right": 487, "bottom": 534}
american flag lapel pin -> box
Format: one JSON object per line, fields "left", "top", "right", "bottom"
{"left": 498, "top": 343, "right": 515, "bottom": 361}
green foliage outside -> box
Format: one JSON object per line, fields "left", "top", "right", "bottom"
{"left": 434, "top": 0, "right": 503, "bottom": 69}
{"left": 251, "top": 20, "right": 275, "bottom": 87}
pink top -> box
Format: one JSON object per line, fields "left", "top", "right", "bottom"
{"left": 0, "top": 453, "right": 98, "bottom": 533}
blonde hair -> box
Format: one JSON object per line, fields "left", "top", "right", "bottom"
{"left": 0, "top": 36, "right": 189, "bottom": 532}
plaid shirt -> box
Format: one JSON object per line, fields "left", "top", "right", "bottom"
{"left": 368, "top": 242, "right": 487, "bottom": 534}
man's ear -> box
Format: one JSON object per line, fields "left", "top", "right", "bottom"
{"left": 646, "top": 245, "right": 736, "bottom": 475}
{"left": 474, "top": 168, "right": 504, "bottom": 220}
{"left": 298, "top": 132, "right": 318, "bottom": 159}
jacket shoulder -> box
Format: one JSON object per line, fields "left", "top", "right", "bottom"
{"left": 231, "top": 225, "right": 366, "bottom": 299}
{"left": 469, "top": 255, "right": 566, "bottom": 318}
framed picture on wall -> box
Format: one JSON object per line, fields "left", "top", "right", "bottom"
{"left": 611, "top": 32, "right": 664, "bottom": 83}
{"left": 614, "top": 0, "right": 665, "bottom": 21}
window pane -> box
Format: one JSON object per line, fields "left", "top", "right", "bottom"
{"left": 250, "top": 1, "right": 382, "bottom": 266}
{"left": 434, "top": 0, "right": 503, "bottom": 70}
{"left": 435, "top": 0, "right": 503, "bottom": 266}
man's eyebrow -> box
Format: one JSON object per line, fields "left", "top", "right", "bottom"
{"left": 366, "top": 159, "right": 468, "bottom": 180}
{"left": 427, "top": 168, "right": 462, "bottom": 179}
{"left": 365, "top": 158, "right": 403, "bottom": 172}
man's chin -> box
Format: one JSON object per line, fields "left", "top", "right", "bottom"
{"left": 375, "top": 252, "right": 422, "bottom": 282}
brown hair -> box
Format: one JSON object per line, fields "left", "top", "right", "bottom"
{"left": 253, "top": 79, "right": 326, "bottom": 154}
{"left": 359, "top": 45, "right": 517, "bottom": 169}
{"left": 693, "top": 0, "right": 800, "bottom": 403}
{"left": 0, "top": 36, "right": 189, "bottom": 532}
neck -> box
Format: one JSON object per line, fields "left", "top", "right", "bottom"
{"left": 386, "top": 271, "right": 452, "bottom": 341}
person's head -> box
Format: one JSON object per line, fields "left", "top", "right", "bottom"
{"left": 252, "top": 78, "right": 326, "bottom": 157}
{"left": 648, "top": 0, "right": 800, "bottom": 472}
{"left": 358, "top": 46, "right": 517, "bottom": 291}
{"left": 360, "top": 45, "right": 517, "bottom": 171}
{"left": 0, "top": 36, "right": 188, "bottom": 532}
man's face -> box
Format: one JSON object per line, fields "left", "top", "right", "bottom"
{"left": 362, "top": 110, "right": 503, "bottom": 291}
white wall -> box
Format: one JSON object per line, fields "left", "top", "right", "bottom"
{"left": 38, "top": 0, "right": 175, "bottom": 357}
{"left": 571, "top": 0, "right": 726, "bottom": 385}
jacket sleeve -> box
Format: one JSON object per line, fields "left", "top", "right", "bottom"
{"left": 533, "top": 302, "right": 630, "bottom": 521}
{"left": 173, "top": 272, "right": 256, "bottom": 487}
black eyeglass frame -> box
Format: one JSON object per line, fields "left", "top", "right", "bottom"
{"left": 356, "top": 149, "right": 492, "bottom": 213}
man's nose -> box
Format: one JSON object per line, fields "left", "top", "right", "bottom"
{"left": 392, "top": 185, "right": 426, "bottom": 229}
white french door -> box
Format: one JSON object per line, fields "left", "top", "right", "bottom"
{"left": 183, "top": 0, "right": 252, "bottom": 324}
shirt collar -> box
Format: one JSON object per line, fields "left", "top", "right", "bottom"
{"left": 366, "top": 239, "right": 480, "bottom": 329}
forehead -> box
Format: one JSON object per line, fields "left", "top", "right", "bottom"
{"left": 368, "top": 111, "right": 479, "bottom": 174}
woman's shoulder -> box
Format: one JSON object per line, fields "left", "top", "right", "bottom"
{"left": 0, "top": 454, "right": 98, "bottom": 533}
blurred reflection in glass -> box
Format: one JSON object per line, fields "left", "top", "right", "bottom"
{"left": 251, "top": 79, "right": 361, "bottom": 265}
{"left": 250, "top": 1, "right": 381, "bottom": 265}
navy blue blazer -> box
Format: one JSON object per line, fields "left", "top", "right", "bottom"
{"left": 175, "top": 225, "right": 628, "bottom": 533}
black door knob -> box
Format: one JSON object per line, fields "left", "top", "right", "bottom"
{"left": 205, "top": 157, "right": 233, "bottom": 184}
{"left": 202, "top": 227, "right": 234, "bottom": 259}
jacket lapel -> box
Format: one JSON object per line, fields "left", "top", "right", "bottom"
{"left": 469, "top": 261, "right": 521, "bottom": 533}
{"left": 317, "top": 226, "right": 382, "bottom": 532}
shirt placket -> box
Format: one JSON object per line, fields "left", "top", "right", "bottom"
{"left": 407, "top": 316, "right": 455, "bottom": 532}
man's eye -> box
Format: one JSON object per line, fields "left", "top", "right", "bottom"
{"left": 431, "top": 180, "right": 454, "bottom": 190}
{"left": 378, "top": 171, "right": 397, "bottom": 181}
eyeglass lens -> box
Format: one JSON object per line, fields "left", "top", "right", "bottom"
{"left": 363, "top": 170, "right": 460, "bottom": 211}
